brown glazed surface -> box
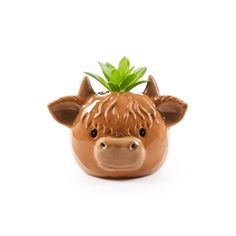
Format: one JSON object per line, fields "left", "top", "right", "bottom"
{"left": 48, "top": 76, "right": 187, "bottom": 178}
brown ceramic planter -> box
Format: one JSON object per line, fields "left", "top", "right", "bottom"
{"left": 48, "top": 76, "right": 187, "bottom": 179}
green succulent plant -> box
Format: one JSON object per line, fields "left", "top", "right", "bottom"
{"left": 84, "top": 57, "right": 147, "bottom": 92}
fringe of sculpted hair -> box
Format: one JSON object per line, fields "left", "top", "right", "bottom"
{"left": 80, "top": 93, "right": 158, "bottom": 137}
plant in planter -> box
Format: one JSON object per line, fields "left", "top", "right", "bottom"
{"left": 84, "top": 56, "right": 147, "bottom": 92}
{"left": 48, "top": 57, "right": 188, "bottom": 178}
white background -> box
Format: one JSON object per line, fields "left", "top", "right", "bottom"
{"left": 0, "top": 0, "right": 236, "bottom": 235}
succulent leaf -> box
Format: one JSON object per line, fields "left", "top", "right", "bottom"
{"left": 84, "top": 57, "right": 147, "bottom": 92}
{"left": 111, "top": 69, "right": 122, "bottom": 84}
{"left": 106, "top": 63, "right": 115, "bottom": 71}
{"left": 108, "top": 82, "right": 120, "bottom": 91}
{"left": 123, "top": 66, "right": 135, "bottom": 78}
{"left": 118, "top": 56, "right": 130, "bottom": 76}
{"left": 120, "top": 74, "right": 137, "bottom": 91}
{"left": 124, "top": 80, "right": 148, "bottom": 92}
{"left": 133, "top": 67, "right": 147, "bottom": 82}
{"left": 98, "top": 62, "right": 112, "bottom": 82}
{"left": 84, "top": 72, "right": 110, "bottom": 90}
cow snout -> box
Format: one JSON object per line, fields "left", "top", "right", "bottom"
{"left": 98, "top": 138, "right": 140, "bottom": 151}
{"left": 94, "top": 136, "right": 145, "bottom": 172}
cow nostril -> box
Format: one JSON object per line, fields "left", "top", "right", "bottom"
{"left": 130, "top": 142, "right": 138, "bottom": 151}
{"left": 100, "top": 142, "right": 107, "bottom": 149}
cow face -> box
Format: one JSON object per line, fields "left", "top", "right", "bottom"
{"left": 48, "top": 76, "right": 187, "bottom": 178}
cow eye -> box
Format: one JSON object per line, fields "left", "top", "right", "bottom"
{"left": 90, "top": 129, "right": 98, "bottom": 138}
{"left": 139, "top": 128, "right": 146, "bottom": 137}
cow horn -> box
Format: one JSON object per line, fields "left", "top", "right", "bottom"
{"left": 143, "top": 75, "right": 160, "bottom": 97}
{"left": 78, "top": 76, "right": 95, "bottom": 99}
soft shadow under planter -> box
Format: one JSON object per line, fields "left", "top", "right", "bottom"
{"left": 48, "top": 57, "right": 188, "bottom": 178}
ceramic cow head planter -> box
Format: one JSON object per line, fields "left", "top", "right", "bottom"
{"left": 48, "top": 74, "right": 187, "bottom": 178}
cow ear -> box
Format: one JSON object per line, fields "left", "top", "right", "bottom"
{"left": 48, "top": 96, "right": 84, "bottom": 128}
{"left": 154, "top": 96, "right": 188, "bottom": 127}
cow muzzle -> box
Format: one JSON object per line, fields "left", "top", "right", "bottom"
{"left": 94, "top": 136, "right": 145, "bottom": 172}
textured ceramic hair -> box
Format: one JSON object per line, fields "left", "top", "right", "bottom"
{"left": 79, "top": 92, "right": 158, "bottom": 137}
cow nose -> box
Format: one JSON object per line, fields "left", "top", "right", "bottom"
{"left": 99, "top": 142, "right": 107, "bottom": 149}
{"left": 97, "top": 137, "right": 140, "bottom": 151}
{"left": 130, "top": 141, "right": 138, "bottom": 151}
{"left": 94, "top": 136, "right": 145, "bottom": 172}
